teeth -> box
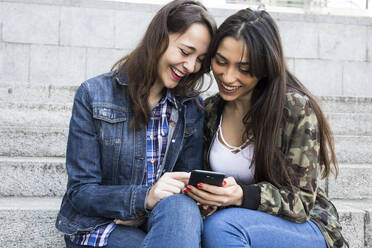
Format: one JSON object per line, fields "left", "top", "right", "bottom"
{"left": 172, "top": 67, "right": 184, "bottom": 78}
{"left": 222, "top": 82, "right": 239, "bottom": 91}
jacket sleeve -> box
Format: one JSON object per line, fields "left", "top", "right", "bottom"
{"left": 240, "top": 93, "right": 320, "bottom": 223}
{"left": 65, "top": 82, "right": 149, "bottom": 220}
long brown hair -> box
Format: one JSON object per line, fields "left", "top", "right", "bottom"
{"left": 112, "top": 0, "right": 216, "bottom": 129}
{"left": 209, "top": 9, "right": 338, "bottom": 188}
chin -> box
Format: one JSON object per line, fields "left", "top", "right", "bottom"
{"left": 163, "top": 81, "right": 178, "bottom": 89}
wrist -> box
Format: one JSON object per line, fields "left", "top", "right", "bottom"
{"left": 234, "top": 185, "right": 244, "bottom": 206}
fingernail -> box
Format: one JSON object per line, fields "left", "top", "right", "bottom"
{"left": 186, "top": 186, "right": 192, "bottom": 190}
{"left": 197, "top": 183, "right": 203, "bottom": 188}
{"left": 183, "top": 189, "right": 188, "bottom": 193}
{"left": 223, "top": 180, "right": 227, "bottom": 186}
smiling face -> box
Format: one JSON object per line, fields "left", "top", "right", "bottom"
{"left": 212, "top": 36, "right": 260, "bottom": 103}
{"left": 156, "top": 23, "right": 211, "bottom": 89}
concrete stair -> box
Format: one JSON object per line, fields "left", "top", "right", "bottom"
{"left": 0, "top": 85, "right": 371, "bottom": 247}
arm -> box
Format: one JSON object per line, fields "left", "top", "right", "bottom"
{"left": 242, "top": 94, "right": 320, "bottom": 223}
{"left": 65, "top": 83, "right": 148, "bottom": 220}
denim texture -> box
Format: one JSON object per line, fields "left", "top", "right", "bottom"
{"left": 56, "top": 71, "right": 204, "bottom": 235}
{"left": 65, "top": 194, "right": 202, "bottom": 248}
{"left": 202, "top": 208, "right": 327, "bottom": 248}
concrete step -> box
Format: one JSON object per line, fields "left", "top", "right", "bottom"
{"left": 1, "top": 125, "right": 370, "bottom": 163}
{"left": 0, "top": 197, "right": 369, "bottom": 248}
{"left": 0, "top": 157, "right": 67, "bottom": 197}
{"left": 0, "top": 153, "right": 370, "bottom": 202}
{"left": 0, "top": 127, "right": 68, "bottom": 157}
{"left": 2, "top": 83, "right": 372, "bottom": 112}
{"left": 334, "top": 135, "right": 372, "bottom": 164}
{"left": 320, "top": 95, "right": 372, "bottom": 114}
{"left": 2, "top": 102, "right": 372, "bottom": 136}
{"left": 0, "top": 197, "right": 64, "bottom": 247}
{"left": 0, "top": 83, "right": 77, "bottom": 104}
{"left": 1, "top": 102, "right": 72, "bottom": 128}
{"left": 327, "top": 164, "right": 372, "bottom": 200}
{"left": 333, "top": 199, "right": 372, "bottom": 248}
{"left": 326, "top": 112, "right": 372, "bottom": 136}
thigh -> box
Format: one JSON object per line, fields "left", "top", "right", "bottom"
{"left": 202, "top": 208, "right": 327, "bottom": 248}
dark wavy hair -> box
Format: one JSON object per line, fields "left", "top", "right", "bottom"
{"left": 112, "top": 0, "right": 216, "bottom": 129}
{"left": 209, "top": 8, "right": 338, "bottom": 188}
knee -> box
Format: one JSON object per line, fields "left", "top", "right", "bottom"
{"left": 202, "top": 208, "right": 249, "bottom": 247}
{"left": 153, "top": 194, "right": 201, "bottom": 224}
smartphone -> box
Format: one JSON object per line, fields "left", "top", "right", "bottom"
{"left": 188, "top": 170, "right": 225, "bottom": 187}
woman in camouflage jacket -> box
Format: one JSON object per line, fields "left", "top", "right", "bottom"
{"left": 184, "top": 8, "right": 348, "bottom": 248}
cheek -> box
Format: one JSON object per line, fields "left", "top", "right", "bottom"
{"left": 211, "top": 62, "right": 223, "bottom": 76}
{"left": 242, "top": 77, "right": 259, "bottom": 88}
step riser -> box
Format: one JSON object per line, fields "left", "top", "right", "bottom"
{"left": 328, "top": 164, "right": 372, "bottom": 200}
{"left": 0, "top": 209, "right": 64, "bottom": 247}
{"left": 320, "top": 96, "right": 372, "bottom": 114}
{"left": 3, "top": 110, "right": 372, "bottom": 136}
{"left": 0, "top": 159, "right": 67, "bottom": 197}
{"left": 0, "top": 84, "right": 77, "bottom": 104}
{"left": 2, "top": 85, "right": 372, "bottom": 112}
{"left": 337, "top": 209, "right": 366, "bottom": 248}
{"left": 0, "top": 201, "right": 368, "bottom": 248}
{"left": 0, "top": 158, "right": 370, "bottom": 201}
{"left": 327, "top": 113, "right": 372, "bottom": 136}
{"left": 1, "top": 130, "right": 370, "bottom": 163}
{"left": 0, "top": 129, "right": 68, "bottom": 157}
{"left": 334, "top": 136, "right": 372, "bottom": 164}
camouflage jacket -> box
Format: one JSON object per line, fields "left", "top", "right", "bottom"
{"left": 203, "top": 92, "right": 349, "bottom": 248}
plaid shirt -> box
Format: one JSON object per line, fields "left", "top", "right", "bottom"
{"left": 69, "top": 90, "right": 177, "bottom": 247}
{"left": 144, "top": 89, "right": 177, "bottom": 186}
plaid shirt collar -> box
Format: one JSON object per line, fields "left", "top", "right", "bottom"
{"left": 160, "top": 89, "right": 178, "bottom": 110}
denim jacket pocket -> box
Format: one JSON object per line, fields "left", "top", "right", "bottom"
{"left": 93, "top": 105, "right": 127, "bottom": 146}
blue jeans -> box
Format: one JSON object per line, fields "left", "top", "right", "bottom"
{"left": 65, "top": 194, "right": 203, "bottom": 248}
{"left": 202, "top": 208, "right": 327, "bottom": 248}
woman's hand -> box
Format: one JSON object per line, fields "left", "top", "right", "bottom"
{"left": 114, "top": 218, "right": 145, "bottom": 227}
{"left": 184, "top": 176, "right": 243, "bottom": 207}
{"left": 145, "top": 172, "right": 190, "bottom": 210}
{"left": 199, "top": 204, "right": 217, "bottom": 217}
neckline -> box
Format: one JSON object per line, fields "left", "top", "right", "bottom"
{"left": 218, "top": 115, "right": 250, "bottom": 152}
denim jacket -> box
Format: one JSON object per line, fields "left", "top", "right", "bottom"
{"left": 56, "top": 71, "right": 204, "bottom": 235}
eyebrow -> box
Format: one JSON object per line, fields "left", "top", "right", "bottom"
{"left": 216, "top": 52, "right": 250, "bottom": 65}
{"left": 181, "top": 43, "right": 196, "bottom": 51}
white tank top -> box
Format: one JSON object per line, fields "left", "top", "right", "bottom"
{"left": 209, "top": 116, "right": 255, "bottom": 184}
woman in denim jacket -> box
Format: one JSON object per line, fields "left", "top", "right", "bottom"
{"left": 55, "top": 1, "right": 216, "bottom": 247}
{"left": 184, "top": 8, "right": 348, "bottom": 248}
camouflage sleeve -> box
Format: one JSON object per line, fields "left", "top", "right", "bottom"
{"left": 256, "top": 93, "right": 320, "bottom": 223}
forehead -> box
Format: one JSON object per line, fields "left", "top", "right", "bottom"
{"left": 169, "top": 23, "right": 211, "bottom": 53}
{"left": 217, "top": 37, "right": 248, "bottom": 62}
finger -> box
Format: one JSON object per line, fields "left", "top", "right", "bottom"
{"left": 223, "top": 176, "right": 237, "bottom": 186}
{"left": 185, "top": 189, "right": 222, "bottom": 206}
{"left": 166, "top": 172, "right": 191, "bottom": 181}
{"left": 206, "top": 207, "right": 217, "bottom": 217}
{"left": 160, "top": 177, "right": 186, "bottom": 190}
{"left": 194, "top": 183, "right": 227, "bottom": 196}
{"left": 154, "top": 183, "right": 183, "bottom": 195}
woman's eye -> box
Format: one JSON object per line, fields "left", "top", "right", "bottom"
{"left": 215, "top": 59, "right": 226, "bottom": 65}
{"left": 180, "top": 49, "right": 189, "bottom": 56}
{"left": 197, "top": 57, "right": 204, "bottom": 64}
{"left": 239, "top": 68, "right": 252, "bottom": 75}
